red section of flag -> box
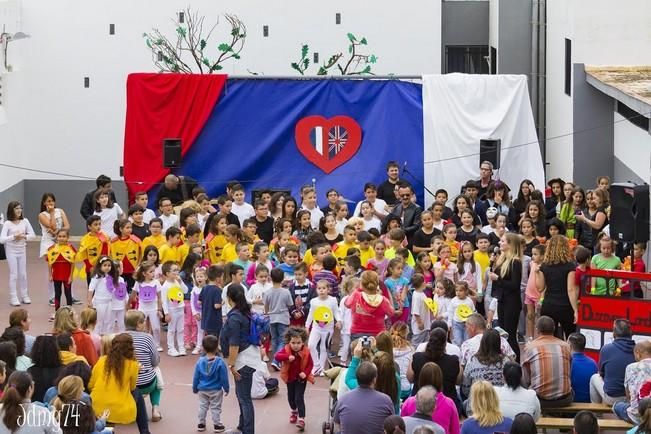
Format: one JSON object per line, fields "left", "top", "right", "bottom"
{"left": 123, "top": 73, "right": 227, "bottom": 200}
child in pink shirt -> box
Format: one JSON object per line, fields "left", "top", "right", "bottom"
{"left": 524, "top": 244, "right": 545, "bottom": 340}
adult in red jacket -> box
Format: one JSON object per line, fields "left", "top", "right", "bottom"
{"left": 345, "top": 270, "right": 395, "bottom": 341}
{"left": 53, "top": 306, "right": 99, "bottom": 366}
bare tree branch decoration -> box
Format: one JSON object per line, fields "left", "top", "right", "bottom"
{"left": 291, "top": 33, "right": 377, "bottom": 76}
{"left": 143, "top": 8, "right": 246, "bottom": 73}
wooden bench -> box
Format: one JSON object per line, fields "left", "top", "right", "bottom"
{"left": 537, "top": 417, "right": 633, "bottom": 432}
{"left": 541, "top": 402, "right": 613, "bottom": 414}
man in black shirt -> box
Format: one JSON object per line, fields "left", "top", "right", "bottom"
{"left": 80, "top": 174, "right": 117, "bottom": 220}
{"left": 253, "top": 199, "right": 274, "bottom": 244}
{"left": 376, "top": 161, "right": 401, "bottom": 207}
{"left": 477, "top": 161, "right": 494, "bottom": 199}
{"left": 155, "top": 174, "right": 199, "bottom": 206}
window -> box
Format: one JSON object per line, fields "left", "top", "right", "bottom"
{"left": 445, "top": 46, "right": 489, "bottom": 74}
{"left": 617, "top": 101, "right": 650, "bottom": 131}
{"left": 564, "top": 38, "right": 572, "bottom": 96}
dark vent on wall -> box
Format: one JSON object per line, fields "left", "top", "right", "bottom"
{"left": 109, "top": 24, "right": 115, "bottom": 35}
{"left": 263, "top": 25, "right": 269, "bottom": 37}
{"left": 335, "top": 13, "right": 341, "bottom": 24}
{"left": 617, "top": 101, "right": 650, "bottom": 131}
{"left": 564, "top": 38, "right": 572, "bottom": 96}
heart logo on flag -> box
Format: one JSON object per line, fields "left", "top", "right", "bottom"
{"left": 295, "top": 115, "right": 362, "bottom": 174}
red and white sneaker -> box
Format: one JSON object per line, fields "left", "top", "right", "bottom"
{"left": 289, "top": 411, "right": 298, "bottom": 424}
{"left": 296, "top": 418, "right": 305, "bottom": 431}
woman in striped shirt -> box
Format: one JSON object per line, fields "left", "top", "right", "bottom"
{"left": 125, "top": 309, "right": 162, "bottom": 423}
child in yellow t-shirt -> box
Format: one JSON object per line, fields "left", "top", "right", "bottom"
{"left": 205, "top": 214, "right": 228, "bottom": 265}
{"left": 333, "top": 225, "right": 359, "bottom": 267}
{"left": 357, "top": 231, "right": 375, "bottom": 267}
{"left": 158, "top": 227, "right": 182, "bottom": 264}
{"left": 142, "top": 218, "right": 166, "bottom": 250}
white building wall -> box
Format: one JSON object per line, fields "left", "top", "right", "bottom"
{"left": 488, "top": 0, "right": 498, "bottom": 72}
{"left": 0, "top": 0, "right": 442, "bottom": 192}
{"left": 546, "top": 0, "right": 651, "bottom": 182}
{"left": 614, "top": 112, "right": 651, "bottom": 184}
{"left": 545, "top": 0, "right": 574, "bottom": 181}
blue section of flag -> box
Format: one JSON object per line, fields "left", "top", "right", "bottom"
{"left": 177, "top": 79, "right": 425, "bottom": 205}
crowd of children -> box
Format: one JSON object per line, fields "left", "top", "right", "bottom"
{"left": 1, "top": 166, "right": 649, "bottom": 433}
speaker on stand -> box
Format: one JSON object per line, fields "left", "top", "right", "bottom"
{"left": 610, "top": 182, "right": 650, "bottom": 243}
{"left": 480, "top": 138, "right": 501, "bottom": 170}
{"left": 163, "top": 138, "right": 182, "bottom": 169}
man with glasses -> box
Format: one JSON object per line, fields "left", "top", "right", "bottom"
{"left": 386, "top": 182, "right": 422, "bottom": 248}
{"left": 478, "top": 161, "right": 494, "bottom": 199}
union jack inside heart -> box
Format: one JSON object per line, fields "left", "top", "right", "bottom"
{"left": 310, "top": 125, "right": 348, "bottom": 159}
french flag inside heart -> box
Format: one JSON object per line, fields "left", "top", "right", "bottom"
{"left": 295, "top": 115, "right": 362, "bottom": 174}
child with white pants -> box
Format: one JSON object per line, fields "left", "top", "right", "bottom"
{"left": 337, "top": 279, "right": 356, "bottom": 362}
{"left": 161, "top": 262, "right": 188, "bottom": 357}
{"left": 306, "top": 280, "right": 341, "bottom": 376}
{"left": 88, "top": 257, "right": 119, "bottom": 335}
{"left": 190, "top": 267, "right": 207, "bottom": 355}
{"left": 133, "top": 267, "right": 163, "bottom": 351}
{"left": 0, "top": 203, "right": 36, "bottom": 306}
{"left": 107, "top": 274, "right": 127, "bottom": 334}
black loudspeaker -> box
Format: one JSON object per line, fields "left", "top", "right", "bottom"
{"left": 610, "top": 182, "right": 650, "bottom": 243}
{"left": 480, "top": 139, "right": 501, "bottom": 170}
{"left": 251, "top": 188, "right": 292, "bottom": 204}
{"left": 163, "top": 138, "right": 182, "bottom": 168}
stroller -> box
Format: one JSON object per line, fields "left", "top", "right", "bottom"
{"left": 321, "top": 364, "right": 341, "bottom": 434}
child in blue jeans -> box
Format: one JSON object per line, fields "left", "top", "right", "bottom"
{"left": 264, "top": 267, "right": 294, "bottom": 370}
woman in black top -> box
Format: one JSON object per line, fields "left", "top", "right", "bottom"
{"left": 488, "top": 233, "right": 523, "bottom": 361}
{"left": 576, "top": 188, "right": 608, "bottom": 253}
{"left": 27, "top": 335, "right": 62, "bottom": 403}
{"left": 451, "top": 195, "right": 482, "bottom": 228}
{"left": 512, "top": 179, "right": 535, "bottom": 217}
{"left": 222, "top": 283, "right": 262, "bottom": 434}
{"left": 535, "top": 235, "right": 578, "bottom": 339}
{"left": 407, "top": 328, "right": 460, "bottom": 410}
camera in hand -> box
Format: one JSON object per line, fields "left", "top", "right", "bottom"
{"left": 361, "top": 336, "right": 371, "bottom": 348}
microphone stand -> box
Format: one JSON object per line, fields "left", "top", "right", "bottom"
{"left": 402, "top": 166, "right": 436, "bottom": 200}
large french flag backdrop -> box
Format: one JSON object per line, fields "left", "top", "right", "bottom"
{"left": 123, "top": 74, "right": 543, "bottom": 207}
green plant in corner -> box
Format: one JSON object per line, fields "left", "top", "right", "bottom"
{"left": 143, "top": 8, "right": 246, "bottom": 73}
{"left": 291, "top": 32, "right": 377, "bottom": 76}
{"left": 291, "top": 44, "right": 310, "bottom": 75}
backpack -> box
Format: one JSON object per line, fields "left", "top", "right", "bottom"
{"left": 248, "top": 312, "right": 270, "bottom": 346}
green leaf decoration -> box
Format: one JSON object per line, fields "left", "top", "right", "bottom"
{"left": 200, "top": 39, "right": 207, "bottom": 50}
{"left": 231, "top": 27, "right": 240, "bottom": 37}
{"left": 146, "top": 39, "right": 152, "bottom": 49}
{"left": 303, "top": 58, "right": 310, "bottom": 69}
{"left": 142, "top": 33, "right": 148, "bottom": 38}
{"left": 202, "top": 58, "right": 211, "bottom": 67}
{"left": 347, "top": 32, "right": 356, "bottom": 42}
{"left": 348, "top": 44, "right": 353, "bottom": 53}
{"left": 218, "top": 43, "right": 231, "bottom": 52}
{"left": 317, "top": 66, "right": 328, "bottom": 75}
{"left": 233, "top": 53, "right": 241, "bottom": 59}
{"left": 362, "top": 65, "right": 371, "bottom": 74}
{"left": 301, "top": 44, "right": 309, "bottom": 59}
{"left": 369, "top": 54, "right": 377, "bottom": 63}
{"left": 291, "top": 62, "right": 301, "bottom": 72}
{"left": 211, "top": 64, "right": 223, "bottom": 71}
{"left": 360, "top": 37, "right": 368, "bottom": 45}
{"left": 176, "top": 26, "right": 186, "bottom": 37}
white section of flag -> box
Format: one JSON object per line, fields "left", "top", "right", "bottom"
{"left": 315, "top": 126, "right": 323, "bottom": 155}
